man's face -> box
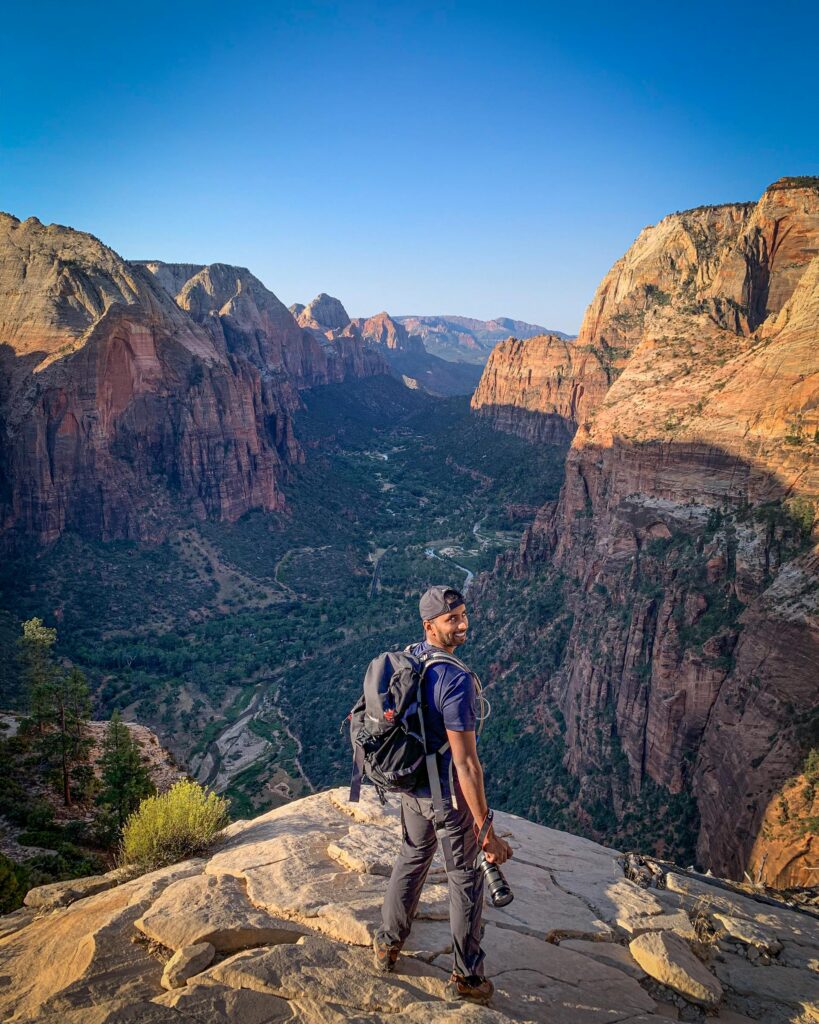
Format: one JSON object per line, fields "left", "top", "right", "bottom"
{"left": 425, "top": 603, "right": 468, "bottom": 650}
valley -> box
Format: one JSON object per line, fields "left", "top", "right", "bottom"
{"left": 0, "top": 380, "right": 567, "bottom": 819}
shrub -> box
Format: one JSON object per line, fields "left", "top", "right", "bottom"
{"left": 121, "top": 779, "right": 229, "bottom": 870}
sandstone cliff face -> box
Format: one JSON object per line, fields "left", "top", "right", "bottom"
{"left": 471, "top": 335, "right": 584, "bottom": 444}
{"left": 296, "top": 291, "right": 351, "bottom": 333}
{"left": 0, "top": 220, "right": 386, "bottom": 545}
{"left": 475, "top": 179, "right": 819, "bottom": 886}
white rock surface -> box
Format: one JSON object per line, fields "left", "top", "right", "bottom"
{"left": 1, "top": 787, "right": 817, "bottom": 1023}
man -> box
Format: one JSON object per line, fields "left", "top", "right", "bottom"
{"left": 373, "top": 585, "right": 512, "bottom": 1005}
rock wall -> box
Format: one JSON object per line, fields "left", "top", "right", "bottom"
{"left": 475, "top": 179, "right": 819, "bottom": 885}
{"left": 0, "top": 219, "right": 387, "bottom": 545}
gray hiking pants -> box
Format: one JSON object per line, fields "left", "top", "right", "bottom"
{"left": 376, "top": 790, "right": 485, "bottom": 977}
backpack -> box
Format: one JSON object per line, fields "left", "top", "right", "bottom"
{"left": 346, "top": 645, "right": 467, "bottom": 802}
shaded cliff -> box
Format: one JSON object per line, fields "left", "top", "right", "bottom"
{"left": 473, "top": 178, "right": 819, "bottom": 886}
{"left": 0, "top": 219, "right": 387, "bottom": 545}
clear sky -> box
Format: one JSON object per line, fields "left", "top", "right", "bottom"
{"left": 2, "top": 1, "right": 817, "bottom": 332}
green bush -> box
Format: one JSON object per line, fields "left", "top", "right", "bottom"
{"left": 121, "top": 780, "right": 229, "bottom": 870}
{"left": 0, "top": 853, "right": 29, "bottom": 913}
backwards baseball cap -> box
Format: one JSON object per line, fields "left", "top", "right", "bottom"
{"left": 419, "top": 585, "right": 466, "bottom": 621}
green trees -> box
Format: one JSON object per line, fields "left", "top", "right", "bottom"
{"left": 97, "top": 710, "right": 156, "bottom": 839}
{"left": 19, "top": 619, "right": 92, "bottom": 806}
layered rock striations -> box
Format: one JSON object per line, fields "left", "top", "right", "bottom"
{"left": 0, "top": 219, "right": 387, "bottom": 545}
{"left": 474, "top": 179, "right": 819, "bottom": 886}
{"left": 4, "top": 787, "right": 817, "bottom": 1023}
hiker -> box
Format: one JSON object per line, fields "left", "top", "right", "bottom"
{"left": 372, "top": 585, "right": 512, "bottom": 1005}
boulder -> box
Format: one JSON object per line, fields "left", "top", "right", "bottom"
{"left": 629, "top": 930, "right": 723, "bottom": 1008}
{"left": 23, "top": 869, "right": 130, "bottom": 910}
{"left": 160, "top": 941, "right": 215, "bottom": 989}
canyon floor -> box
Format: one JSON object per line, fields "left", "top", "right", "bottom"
{"left": 2, "top": 787, "right": 817, "bottom": 1023}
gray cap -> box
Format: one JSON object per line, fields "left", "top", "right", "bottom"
{"left": 419, "top": 585, "right": 466, "bottom": 621}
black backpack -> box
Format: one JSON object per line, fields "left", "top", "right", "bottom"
{"left": 346, "top": 645, "right": 467, "bottom": 801}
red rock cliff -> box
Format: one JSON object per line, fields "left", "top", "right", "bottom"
{"left": 0, "top": 219, "right": 386, "bottom": 545}
{"left": 477, "top": 179, "right": 819, "bottom": 886}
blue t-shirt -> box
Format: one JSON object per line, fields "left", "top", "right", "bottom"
{"left": 411, "top": 640, "right": 477, "bottom": 799}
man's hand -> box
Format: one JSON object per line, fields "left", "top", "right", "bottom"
{"left": 483, "top": 830, "right": 512, "bottom": 865}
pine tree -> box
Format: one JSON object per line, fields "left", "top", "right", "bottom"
{"left": 19, "top": 618, "right": 58, "bottom": 735}
{"left": 97, "top": 711, "right": 156, "bottom": 837}
{"left": 19, "top": 619, "right": 92, "bottom": 806}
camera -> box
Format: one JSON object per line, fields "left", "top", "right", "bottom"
{"left": 476, "top": 850, "right": 514, "bottom": 907}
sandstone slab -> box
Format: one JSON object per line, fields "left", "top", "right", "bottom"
{"left": 0, "top": 862, "right": 202, "bottom": 1020}
{"left": 154, "top": 981, "right": 294, "bottom": 1022}
{"left": 134, "top": 872, "right": 305, "bottom": 952}
{"left": 559, "top": 938, "right": 647, "bottom": 979}
{"left": 23, "top": 870, "right": 129, "bottom": 910}
{"left": 665, "top": 872, "right": 819, "bottom": 949}
{"left": 488, "top": 967, "right": 659, "bottom": 1023}
{"left": 199, "top": 933, "right": 449, "bottom": 1013}
{"left": 327, "top": 823, "right": 446, "bottom": 881}
{"left": 36, "top": 998, "right": 196, "bottom": 1023}
{"left": 629, "top": 930, "right": 723, "bottom": 1008}
{"left": 484, "top": 858, "right": 611, "bottom": 940}
{"left": 160, "top": 941, "right": 215, "bottom": 989}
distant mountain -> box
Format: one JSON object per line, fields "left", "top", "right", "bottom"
{"left": 397, "top": 314, "right": 572, "bottom": 365}
{"left": 292, "top": 293, "right": 482, "bottom": 397}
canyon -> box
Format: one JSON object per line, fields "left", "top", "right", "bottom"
{"left": 0, "top": 179, "right": 816, "bottom": 897}
{"left": 471, "top": 178, "right": 819, "bottom": 887}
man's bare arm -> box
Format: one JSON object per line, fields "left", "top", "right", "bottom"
{"left": 447, "top": 728, "right": 512, "bottom": 865}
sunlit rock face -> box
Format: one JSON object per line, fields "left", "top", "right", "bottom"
{"left": 474, "top": 179, "right": 819, "bottom": 886}
{"left": 0, "top": 220, "right": 387, "bottom": 545}
{"left": 5, "top": 787, "right": 818, "bottom": 1023}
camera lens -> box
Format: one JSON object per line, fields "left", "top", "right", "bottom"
{"left": 476, "top": 851, "right": 514, "bottom": 907}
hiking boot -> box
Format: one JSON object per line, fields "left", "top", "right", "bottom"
{"left": 373, "top": 934, "right": 401, "bottom": 973}
{"left": 446, "top": 972, "right": 494, "bottom": 1005}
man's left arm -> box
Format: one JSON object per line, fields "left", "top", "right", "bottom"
{"left": 447, "top": 728, "right": 512, "bottom": 865}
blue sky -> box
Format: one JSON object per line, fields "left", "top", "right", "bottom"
{"left": 2, "top": 1, "right": 817, "bottom": 332}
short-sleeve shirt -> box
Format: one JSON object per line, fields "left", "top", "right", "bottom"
{"left": 410, "top": 640, "right": 477, "bottom": 799}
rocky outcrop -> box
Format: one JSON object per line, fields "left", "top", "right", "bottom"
{"left": 293, "top": 295, "right": 482, "bottom": 396}
{"left": 0, "top": 219, "right": 387, "bottom": 545}
{"left": 471, "top": 335, "right": 588, "bottom": 444}
{"left": 296, "top": 292, "right": 351, "bottom": 333}
{"left": 398, "top": 315, "right": 569, "bottom": 365}
{"left": 474, "top": 178, "right": 819, "bottom": 886}
{"left": 4, "top": 787, "right": 816, "bottom": 1023}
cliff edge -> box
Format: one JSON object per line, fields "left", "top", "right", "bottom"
{"left": 1, "top": 788, "right": 817, "bottom": 1023}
